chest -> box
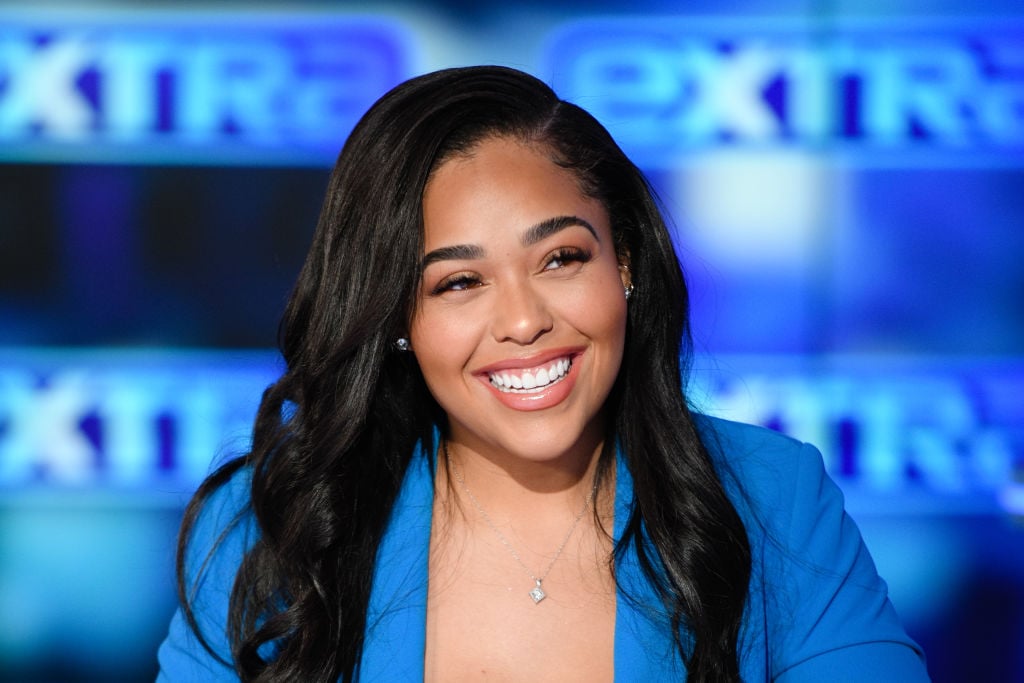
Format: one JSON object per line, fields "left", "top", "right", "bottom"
{"left": 423, "top": 512, "right": 616, "bottom": 682}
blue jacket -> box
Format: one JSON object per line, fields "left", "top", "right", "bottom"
{"left": 157, "top": 416, "right": 930, "bottom": 681}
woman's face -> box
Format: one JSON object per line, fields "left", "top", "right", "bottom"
{"left": 409, "top": 137, "right": 629, "bottom": 466}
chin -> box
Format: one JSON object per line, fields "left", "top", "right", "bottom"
{"left": 485, "top": 420, "right": 605, "bottom": 467}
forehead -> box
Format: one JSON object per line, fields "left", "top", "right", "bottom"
{"left": 422, "top": 137, "right": 609, "bottom": 250}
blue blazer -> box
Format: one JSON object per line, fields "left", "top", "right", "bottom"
{"left": 157, "top": 416, "right": 930, "bottom": 681}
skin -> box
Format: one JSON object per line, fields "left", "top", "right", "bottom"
{"left": 412, "top": 136, "right": 629, "bottom": 681}
{"left": 411, "top": 135, "right": 630, "bottom": 490}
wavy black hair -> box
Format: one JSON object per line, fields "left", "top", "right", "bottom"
{"left": 176, "top": 65, "right": 751, "bottom": 682}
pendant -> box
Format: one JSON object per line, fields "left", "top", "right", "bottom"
{"left": 529, "top": 579, "right": 546, "bottom": 604}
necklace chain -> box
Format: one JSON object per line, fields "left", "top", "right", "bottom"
{"left": 443, "top": 440, "right": 597, "bottom": 605}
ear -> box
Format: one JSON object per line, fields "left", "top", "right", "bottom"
{"left": 617, "top": 249, "right": 632, "bottom": 289}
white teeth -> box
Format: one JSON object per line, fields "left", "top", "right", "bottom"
{"left": 488, "top": 357, "right": 573, "bottom": 393}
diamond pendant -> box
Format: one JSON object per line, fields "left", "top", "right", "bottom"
{"left": 529, "top": 579, "right": 546, "bottom": 604}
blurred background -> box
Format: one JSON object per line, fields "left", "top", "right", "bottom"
{"left": 1, "top": 0, "right": 1022, "bottom": 681}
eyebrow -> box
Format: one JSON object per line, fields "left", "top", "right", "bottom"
{"left": 420, "top": 244, "right": 485, "bottom": 269}
{"left": 522, "top": 215, "right": 598, "bottom": 246}
{"left": 420, "top": 215, "right": 599, "bottom": 270}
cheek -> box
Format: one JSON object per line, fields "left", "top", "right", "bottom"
{"left": 560, "top": 275, "right": 628, "bottom": 341}
{"left": 409, "top": 308, "right": 480, "bottom": 385}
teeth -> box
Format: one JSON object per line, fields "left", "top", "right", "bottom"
{"left": 488, "top": 357, "right": 572, "bottom": 393}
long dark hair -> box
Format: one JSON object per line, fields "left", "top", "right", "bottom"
{"left": 176, "top": 65, "right": 751, "bottom": 682}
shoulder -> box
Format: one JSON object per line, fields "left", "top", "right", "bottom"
{"left": 191, "top": 463, "right": 256, "bottom": 547}
{"left": 157, "top": 462, "right": 258, "bottom": 681}
{"left": 692, "top": 415, "right": 930, "bottom": 680}
{"left": 694, "top": 413, "right": 810, "bottom": 469}
{"left": 692, "top": 413, "right": 855, "bottom": 566}
{"left": 178, "top": 462, "right": 259, "bottom": 582}
{"left": 693, "top": 414, "right": 821, "bottom": 519}
{"left": 184, "top": 461, "right": 259, "bottom": 612}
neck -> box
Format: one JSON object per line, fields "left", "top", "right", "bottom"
{"left": 438, "top": 437, "right": 612, "bottom": 528}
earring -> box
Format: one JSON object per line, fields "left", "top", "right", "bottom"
{"left": 394, "top": 337, "right": 411, "bottom": 352}
{"left": 619, "top": 262, "right": 633, "bottom": 301}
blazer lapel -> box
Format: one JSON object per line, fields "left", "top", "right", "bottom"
{"left": 359, "top": 447, "right": 434, "bottom": 681}
{"left": 613, "top": 453, "right": 686, "bottom": 680}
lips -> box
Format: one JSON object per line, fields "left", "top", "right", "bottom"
{"left": 488, "top": 357, "right": 572, "bottom": 393}
{"left": 474, "top": 348, "right": 583, "bottom": 411}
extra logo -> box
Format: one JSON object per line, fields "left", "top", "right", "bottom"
{"left": 0, "top": 10, "right": 410, "bottom": 164}
{"left": 544, "top": 18, "right": 1024, "bottom": 165}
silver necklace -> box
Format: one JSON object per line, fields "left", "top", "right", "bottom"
{"left": 443, "top": 441, "right": 597, "bottom": 605}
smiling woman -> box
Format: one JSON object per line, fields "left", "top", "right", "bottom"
{"left": 414, "top": 138, "right": 627, "bottom": 461}
{"left": 414, "top": 137, "right": 629, "bottom": 679}
{"left": 155, "top": 66, "right": 931, "bottom": 682}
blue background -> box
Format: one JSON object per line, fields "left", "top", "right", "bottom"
{"left": 0, "top": 1, "right": 1022, "bottom": 681}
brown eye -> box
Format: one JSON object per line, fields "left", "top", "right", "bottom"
{"left": 432, "top": 273, "right": 481, "bottom": 295}
{"left": 543, "top": 247, "right": 592, "bottom": 271}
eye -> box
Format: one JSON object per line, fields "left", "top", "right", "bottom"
{"left": 430, "top": 272, "right": 482, "bottom": 295}
{"left": 542, "top": 246, "right": 592, "bottom": 271}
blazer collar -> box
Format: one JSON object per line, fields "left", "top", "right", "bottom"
{"left": 358, "top": 441, "right": 680, "bottom": 680}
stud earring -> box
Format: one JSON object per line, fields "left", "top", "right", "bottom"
{"left": 394, "top": 337, "right": 411, "bottom": 352}
{"left": 619, "top": 262, "right": 634, "bottom": 302}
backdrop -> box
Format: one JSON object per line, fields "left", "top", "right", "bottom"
{"left": 1, "top": 1, "right": 1022, "bottom": 681}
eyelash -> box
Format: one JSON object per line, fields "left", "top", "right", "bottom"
{"left": 431, "top": 273, "right": 480, "bottom": 295}
{"left": 429, "top": 247, "right": 593, "bottom": 295}
{"left": 543, "top": 246, "right": 592, "bottom": 270}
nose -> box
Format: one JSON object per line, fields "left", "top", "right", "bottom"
{"left": 491, "top": 282, "right": 554, "bottom": 345}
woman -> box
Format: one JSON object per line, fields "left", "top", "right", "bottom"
{"left": 157, "top": 66, "right": 929, "bottom": 682}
